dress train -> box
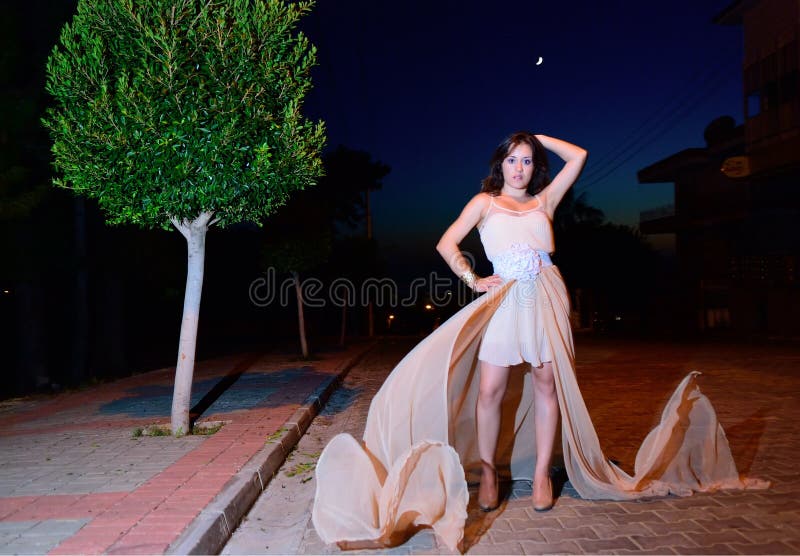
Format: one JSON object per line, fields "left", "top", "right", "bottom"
{"left": 312, "top": 266, "right": 766, "bottom": 551}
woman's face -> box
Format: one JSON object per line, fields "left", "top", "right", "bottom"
{"left": 501, "top": 142, "right": 534, "bottom": 190}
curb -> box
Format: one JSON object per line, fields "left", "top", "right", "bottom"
{"left": 166, "top": 342, "right": 377, "bottom": 555}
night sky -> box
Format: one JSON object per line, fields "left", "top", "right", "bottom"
{"left": 8, "top": 0, "right": 744, "bottom": 265}
{"left": 300, "top": 1, "right": 743, "bottom": 260}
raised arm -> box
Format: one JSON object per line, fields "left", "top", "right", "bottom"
{"left": 436, "top": 193, "right": 503, "bottom": 292}
{"left": 536, "top": 135, "right": 588, "bottom": 214}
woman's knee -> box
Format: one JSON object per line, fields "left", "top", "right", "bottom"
{"left": 478, "top": 381, "right": 506, "bottom": 406}
{"left": 532, "top": 362, "right": 556, "bottom": 397}
{"left": 479, "top": 362, "right": 509, "bottom": 406}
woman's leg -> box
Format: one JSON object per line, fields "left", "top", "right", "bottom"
{"left": 531, "top": 361, "right": 558, "bottom": 509}
{"left": 477, "top": 360, "right": 511, "bottom": 464}
{"left": 476, "top": 360, "right": 510, "bottom": 510}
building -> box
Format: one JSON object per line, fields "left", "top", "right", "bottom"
{"left": 638, "top": 0, "right": 800, "bottom": 337}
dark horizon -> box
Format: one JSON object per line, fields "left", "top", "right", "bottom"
{"left": 300, "top": 1, "right": 744, "bottom": 257}
{"left": 2, "top": 0, "right": 779, "bottom": 398}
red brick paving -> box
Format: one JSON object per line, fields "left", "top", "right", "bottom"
{"left": 0, "top": 344, "right": 370, "bottom": 555}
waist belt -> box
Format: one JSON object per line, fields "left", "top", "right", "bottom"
{"left": 491, "top": 243, "right": 552, "bottom": 282}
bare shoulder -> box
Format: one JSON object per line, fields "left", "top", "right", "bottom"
{"left": 449, "top": 192, "right": 491, "bottom": 229}
{"left": 465, "top": 192, "right": 492, "bottom": 215}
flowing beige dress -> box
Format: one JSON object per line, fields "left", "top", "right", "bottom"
{"left": 312, "top": 192, "right": 766, "bottom": 551}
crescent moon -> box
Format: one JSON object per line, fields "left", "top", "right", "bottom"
{"left": 536, "top": 57, "right": 543, "bottom": 65}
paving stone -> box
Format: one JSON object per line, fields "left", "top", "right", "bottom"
{"left": 468, "top": 541, "right": 525, "bottom": 554}
{"left": 590, "top": 522, "right": 651, "bottom": 539}
{"left": 2, "top": 535, "right": 65, "bottom": 553}
{"left": 27, "top": 519, "right": 89, "bottom": 536}
{"left": 730, "top": 541, "right": 797, "bottom": 554}
{"left": 0, "top": 521, "right": 35, "bottom": 534}
{"left": 606, "top": 548, "right": 677, "bottom": 555}
{"left": 694, "top": 516, "right": 760, "bottom": 532}
{"left": 686, "top": 529, "right": 750, "bottom": 546}
{"left": 576, "top": 537, "right": 639, "bottom": 552}
{"left": 572, "top": 503, "right": 628, "bottom": 517}
{"left": 559, "top": 514, "right": 614, "bottom": 529}
{"left": 510, "top": 516, "right": 562, "bottom": 532}
{"left": 645, "top": 519, "right": 707, "bottom": 536}
{"left": 672, "top": 542, "right": 736, "bottom": 554}
{"left": 540, "top": 526, "right": 598, "bottom": 543}
{"left": 516, "top": 539, "right": 581, "bottom": 554}
{"left": 488, "top": 527, "right": 546, "bottom": 543}
{"left": 663, "top": 495, "right": 725, "bottom": 510}
{"left": 608, "top": 511, "right": 667, "bottom": 525}
{"left": 630, "top": 532, "right": 696, "bottom": 550}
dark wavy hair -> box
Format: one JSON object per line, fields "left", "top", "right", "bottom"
{"left": 480, "top": 131, "right": 550, "bottom": 196}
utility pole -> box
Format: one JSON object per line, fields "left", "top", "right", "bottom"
{"left": 366, "top": 188, "right": 374, "bottom": 337}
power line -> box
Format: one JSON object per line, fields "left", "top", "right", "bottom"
{"left": 576, "top": 70, "right": 736, "bottom": 192}
{"left": 575, "top": 50, "right": 740, "bottom": 192}
{"left": 579, "top": 67, "right": 716, "bottom": 182}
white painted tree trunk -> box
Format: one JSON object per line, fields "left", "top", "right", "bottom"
{"left": 291, "top": 271, "right": 309, "bottom": 359}
{"left": 170, "top": 211, "right": 214, "bottom": 435}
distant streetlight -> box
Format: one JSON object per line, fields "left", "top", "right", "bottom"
{"left": 424, "top": 304, "right": 433, "bottom": 311}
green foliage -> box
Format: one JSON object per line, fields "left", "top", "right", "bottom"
{"left": 192, "top": 421, "right": 224, "bottom": 435}
{"left": 43, "top": 0, "right": 325, "bottom": 230}
{"left": 265, "top": 427, "right": 288, "bottom": 444}
{"left": 260, "top": 147, "right": 389, "bottom": 274}
{"left": 132, "top": 424, "right": 171, "bottom": 437}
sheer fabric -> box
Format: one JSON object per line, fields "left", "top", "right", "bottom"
{"left": 312, "top": 192, "right": 766, "bottom": 551}
{"left": 312, "top": 270, "right": 765, "bottom": 550}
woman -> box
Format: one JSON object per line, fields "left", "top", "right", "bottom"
{"left": 435, "top": 131, "right": 585, "bottom": 513}
{"left": 312, "top": 132, "right": 764, "bottom": 552}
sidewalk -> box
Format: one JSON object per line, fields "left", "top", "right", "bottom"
{"left": 224, "top": 336, "right": 800, "bottom": 555}
{"left": 0, "top": 340, "right": 375, "bottom": 555}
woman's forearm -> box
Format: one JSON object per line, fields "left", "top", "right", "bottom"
{"left": 436, "top": 239, "right": 473, "bottom": 278}
{"left": 535, "top": 134, "right": 587, "bottom": 163}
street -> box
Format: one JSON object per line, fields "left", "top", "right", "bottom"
{"left": 222, "top": 336, "right": 800, "bottom": 555}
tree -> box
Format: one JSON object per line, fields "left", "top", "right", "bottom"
{"left": 43, "top": 0, "right": 325, "bottom": 434}
{"left": 318, "top": 146, "right": 388, "bottom": 341}
{"left": 260, "top": 224, "right": 331, "bottom": 359}
{"left": 259, "top": 146, "right": 389, "bottom": 353}
{"left": 553, "top": 190, "right": 660, "bottom": 331}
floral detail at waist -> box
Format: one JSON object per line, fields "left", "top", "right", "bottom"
{"left": 490, "top": 243, "right": 552, "bottom": 282}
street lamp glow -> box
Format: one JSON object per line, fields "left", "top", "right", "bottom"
{"left": 424, "top": 304, "right": 433, "bottom": 310}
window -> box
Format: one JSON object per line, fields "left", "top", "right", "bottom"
{"left": 747, "top": 91, "right": 761, "bottom": 118}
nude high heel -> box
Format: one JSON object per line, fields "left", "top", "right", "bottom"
{"left": 478, "top": 460, "right": 499, "bottom": 512}
{"left": 533, "top": 475, "right": 554, "bottom": 512}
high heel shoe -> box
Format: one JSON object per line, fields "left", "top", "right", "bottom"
{"left": 478, "top": 460, "right": 499, "bottom": 512}
{"left": 533, "top": 475, "right": 554, "bottom": 512}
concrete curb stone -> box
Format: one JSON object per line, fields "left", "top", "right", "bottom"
{"left": 167, "top": 342, "right": 376, "bottom": 555}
